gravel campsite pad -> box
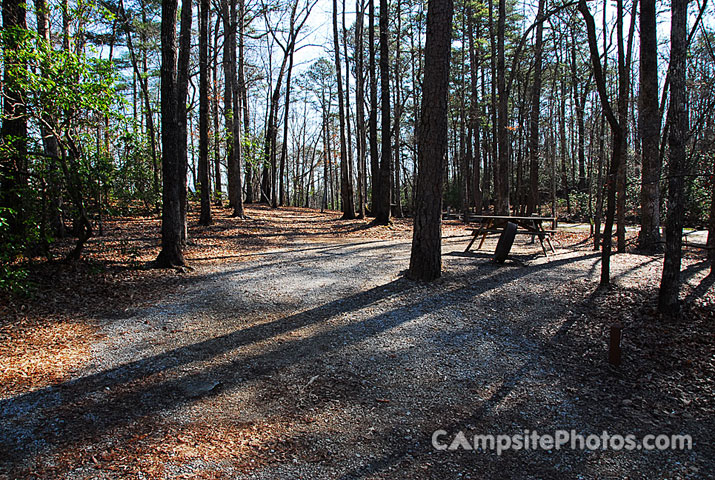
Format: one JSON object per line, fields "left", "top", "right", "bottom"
{"left": 1, "top": 207, "right": 713, "bottom": 479}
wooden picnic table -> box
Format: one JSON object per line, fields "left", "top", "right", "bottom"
{"left": 464, "top": 215, "right": 557, "bottom": 256}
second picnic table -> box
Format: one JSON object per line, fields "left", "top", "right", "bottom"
{"left": 464, "top": 215, "right": 557, "bottom": 256}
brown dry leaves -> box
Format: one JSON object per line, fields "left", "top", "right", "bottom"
{"left": 0, "top": 318, "right": 94, "bottom": 396}
{"left": 34, "top": 418, "right": 302, "bottom": 479}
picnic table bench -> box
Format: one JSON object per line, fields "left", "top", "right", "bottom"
{"left": 465, "top": 215, "right": 557, "bottom": 257}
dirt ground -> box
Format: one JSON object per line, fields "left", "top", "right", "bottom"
{"left": 1, "top": 205, "right": 713, "bottom": 479}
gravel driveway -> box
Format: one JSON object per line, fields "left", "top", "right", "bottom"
{"left": 1, "top": 229, "right": 712, "bottom": 479}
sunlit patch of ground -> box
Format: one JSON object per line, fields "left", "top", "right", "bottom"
{"left": 0, "top": 318, "right": 96, "bottom": 396}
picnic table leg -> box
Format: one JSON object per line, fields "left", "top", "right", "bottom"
{"left": 465, "top": 229, "right": 480, "bottom": 252}
{"left": 537, "top": 231, "right": 548, "bottom": 256}
{"left": 546, "top": 230, "right": 556, "bottom": 253}
{"left": 537, "top": 221, "right": 556, "bottom": 254}
{"left": 476, "top": 219, "right": 493, "bottom": 250}
{"left": 532, "top": 220, "right": 548, "bottom": 257}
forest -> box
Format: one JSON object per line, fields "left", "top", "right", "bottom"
{"left": 1, "top": 0, "right": 715, "bottom": 291}
{"left": 1, "top": 0, "right": 714, "bottom": 477}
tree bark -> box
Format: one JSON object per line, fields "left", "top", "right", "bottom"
{"left": 409, "top": 0, "right": 453, "bottom": 281}
{"left": 342, "top": 0, "right": 357, "bottom": 216}
{"left": 221, "top": 0, "right": 238, "bottom": 210}
{"left": 212, "top": 13, "right": 223, "bottom": 205}
{"left": 708, "top": 157, "right": 715, "bottom": 272}
{"left": 322, "top": 105, "right": 330, "bottom": 211}
{"left": 615, "top": 0, "right": 627, "bottom": 253}
{"left": 658, "top": 0, "right": 689, "bottom": 313}
{"left": 458, "top": 13, "right": 469, "bottom": 221}
{"left": 355, "top": 0, "right": 367, "bottom": 218}
{"left": 239, "top": 0, "right": 252, "bottom": 204}
{"left": 333, "top": 0, "right": 356, "bottom": 219}
{"left": 559, "top": 68, "right": 569, "bottom": 215}
{"left": 594, "top": 110, "right": 605, "bottom": 250}
{"left": 393, "top": 0, "right": 404, "bottom": 219}
{"left": 579, "top": 0, "right": 624, "bottom": 286}
{"left": 279, "top": 47, "right": 294, "bottom": 208}
{"left": 155, "top": 0, "right": 186, "bottom": 267}
{"left": 526, "top": 0, "right": 545, "bottom": 215}
{"left": 229, "top": 0, "right": 245, "bottom": 217}
{"left": 494, "top": 0, "right": 509, "bottom": 214}
{"left": 368, "top": 0, "right": 379, "bottom": 215}
{"left": 637, "top": 0, "right": 662, "bottom": 251}
{"left": 570, "top": 22, "right": 588, "bottom": 193}
{"left": 199, "top": 0, "right": 211, "bottom": 225}
{"left": 375, "top": 0, "right": 392, "bottom": 224}
{"left": 176, "top": 0, "right": 192, "bottom": 245}
{"left": 467, "top": 7, "right": 482, "bottom": 214}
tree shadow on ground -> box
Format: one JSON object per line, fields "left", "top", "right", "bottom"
{"left": 335, "top": 287, "right": 608, "bottom": 480}
{"left": 684, "top": 268, "right": 715, "bottom": 306}
{"left": 0, "top": 246, "right": 600, "bottom": 475}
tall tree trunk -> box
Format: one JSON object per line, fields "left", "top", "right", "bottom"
{"left": 61, "top": 0, "right": 71, "bottom": 52}
{"left": 549, "top": 122, "right": 556, "bottom": 220}
{"left": 514, "top": 80, "right": 526, "bottom": 213}
{"left": 594, "top": 109, "right": 605, "bottom": 250}
{"left": 333, "top": 0, "right": 356, "bottom": 219}
{"left": 368, "top": 0, "right": 380, "bottom": 215}
{"left": 343, "top": 0, "right": 357, "bottom": 216}
{"left": 222, "top": 0, "right": 238, "bottom": 210}
{"left": 322, "top": 107, "right": 330, "bottom": 212}
{"left": 615, "top": 0, "right": 637, "bottom": 251}
{"left": 593, "top": 0, "right": 608, "bottom": 251}
{"left": 261, "top": 98, "right": 276, "bottom": 204}
{"left": 483, "top": 50, "right": 494, "bottom": 209}
{"left": 658, "top": 0, "right": 689, "bottom": 313}
{"left": 393, "top": 0, "right": 404, "bottom": 218}
{"left": 409, "top": 0, "right": 454, "bottom": 281}
{"left": 410, "top": 4, "right": 424, "bottom": 215}
{"left": 176, "top": 0, "right": 192, "bottom": 245}
{"left": 579, "top": 0, "right": 624, "bottom": 286}
{"left": 355, "top": 0, "right": 367, "bottom": 218}
{"left": 570, "top": 23, "right": 588, "bottom": 193}
{"left": 375, "top": 0, "right": 392, "bottom": 224}
{"left": 708, "top": 157, "right": 715, "bottom": 272}
{"left": 199, "top": 0, "right": 212, "bottom": 225}
{"left": 526, "top": 0, "right": 545, "bottom": 216}
{"left": 279, "top": 46, "right": 295, "bottom": 208}
{"left": 638, "top": 0, "right": 662, "bottom": 251}
{"left": 238, "top": 0, "right": 253, "bottom": 204}
{"left": 467, "top": 5, "right": 482, "bottom": 214}
{"left": 212, "top": 13, "right": 223, "bottom": 205}
{"left": 615, "top": 0, "right": 627, "bottom": 252}
{"left": 229, "top": 0, "right": 245, "bottom": 217}
{"left": 155, "top": 0, "right": 185, "bottom": 267}
{"left": 559, "top": 68, "right": 570, "bottom": 215}
{"left": 458, "top": 12, "right": 469, "bottom": 221}
{"left": 494, "top": 0, "right": 509, "bottom": 214}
